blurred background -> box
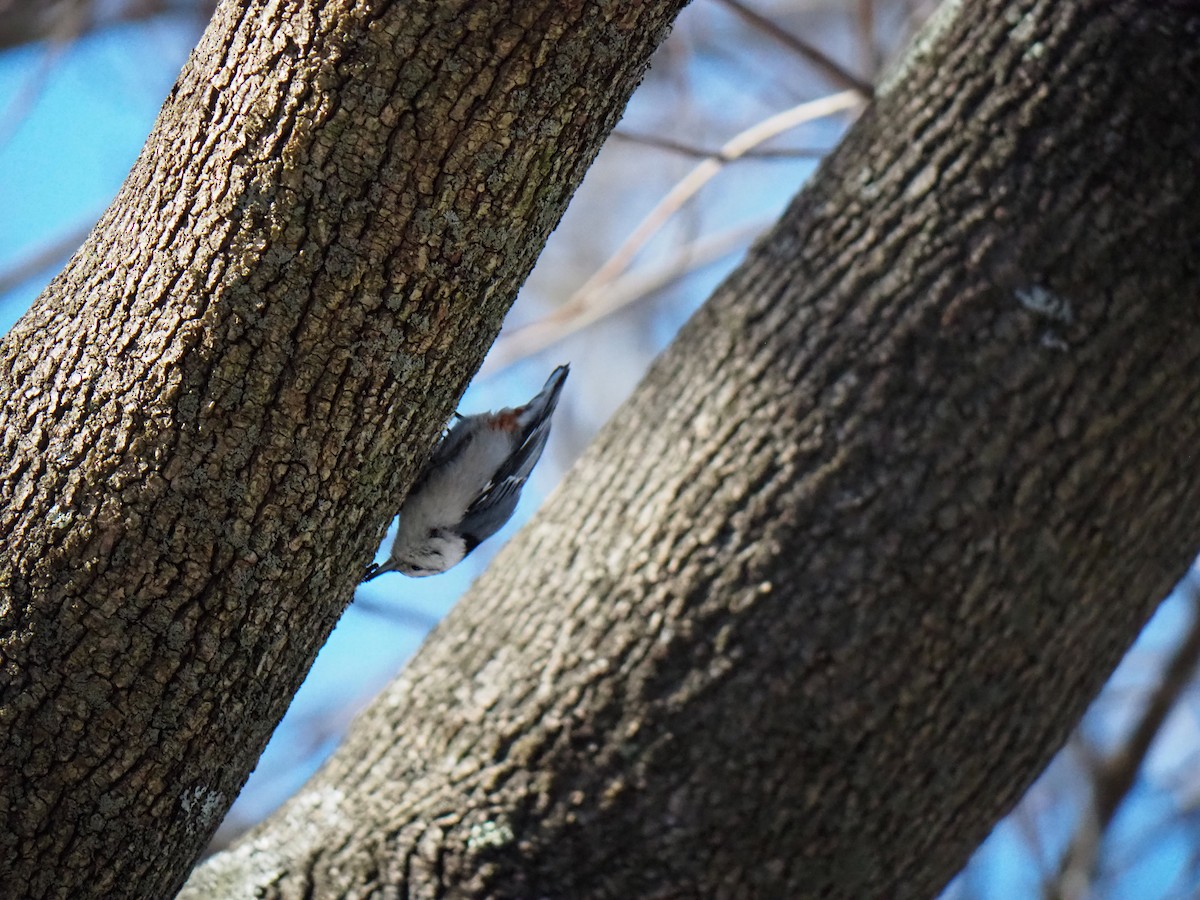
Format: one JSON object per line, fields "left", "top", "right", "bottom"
{"left": 3, "top": 1, "right": 1199, "bottom": 896}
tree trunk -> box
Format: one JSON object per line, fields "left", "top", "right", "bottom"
{"left": 0, "top": 1, "right": 685, "bottom": 896}
{"left": 186, "top": 1, "right": 1200, "bottom": 898}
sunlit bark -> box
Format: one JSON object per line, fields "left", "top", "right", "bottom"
{"left": 0, "top": 1, "right": 685, "bottom": 895}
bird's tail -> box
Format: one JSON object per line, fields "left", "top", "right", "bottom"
{"left": 499, "top": 364, "right": 569, "bottom": 484}
{"left": 519, "top": 364, "right": 570, "bottom": 429}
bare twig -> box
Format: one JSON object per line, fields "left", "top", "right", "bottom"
{"left": 713, "top": 0, "right": 874, "bottom": 98}
{"left": 572, "top": 91, "right": 861, "bottom": 314}
{"left": 610, "top": 128, "right": 829, "bottom": 160}
{"left": 1048, "top": 580, "right": 1200, "bottom": 899}
{"left": 856, "top": 0, "right": 882, "bottom": 78}
{"left": 483, "top": 219, "right": 770, "bottom": 374}
{"left": 0, "top": 33, "right": 73, "bottom": 151}
{"left": 483, "top": 93, "right": 860, "bottom": 374}
{"left": 0, "top": 218, "right": 95, "bottom": 298}
{"left": 0, "top": 0, "right": 217, "bottom": 52}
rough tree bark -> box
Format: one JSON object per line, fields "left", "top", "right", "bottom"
{"left": 0, "top": 1, "right": 686, "bottom": 897}
{"left": 185, "top": 1, "right": 1200, "bottom": 898}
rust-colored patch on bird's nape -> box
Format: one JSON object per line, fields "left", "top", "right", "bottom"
{"left": 491, "top": 409, "right": 521, "bottom": 432}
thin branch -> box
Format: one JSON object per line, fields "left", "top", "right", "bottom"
{"left": 1047, "top": 581, "right": 1200, "bottom": 900}
{"left": 610, "top": 128, "right": 830, "bottom": 160}
{"left": 0, "top": 32, "right": 73, "bottom": 152}
{"left": 856, "top": 0, "right": 882, "bottom": 78}
{"left": 483, "top": 218, "right": 770, "bottom": 375}
{"left": 713, "top": 0, "right": 874, "bottom": 98}
{"left": 570, "top": 90, "right": 862, "bottom": 315}
{"left": 0, "top": 218, "right": 95, "bottom": 298}
{"left": 0, "top": 0, "right": 217, "bottom": 52}
{"left": 0, "top": 2, "right": 215, "bottom": 150}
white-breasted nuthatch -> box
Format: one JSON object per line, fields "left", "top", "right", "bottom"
{"left": 363, "top": 365, "right": 570, "bottom": 579}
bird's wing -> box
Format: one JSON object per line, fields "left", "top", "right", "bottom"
{"left": 457, "top": 416, "right": 555, "bottom": 545}
{"left": 458, "top": 477, "right": 524, "bottom": 548}
{"left": 452, "top": 364, "right": 570, "bottom": 546}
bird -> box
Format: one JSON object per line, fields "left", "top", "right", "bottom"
{"left": 363, "top": 364, "right": 570, "bottom": 579}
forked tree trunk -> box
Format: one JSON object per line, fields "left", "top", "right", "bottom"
{"left": 186, "top": 2, "right": 1200, "bottom": 898}
{"left": 0, "top": 1, "right": 686, "bottom": 896}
